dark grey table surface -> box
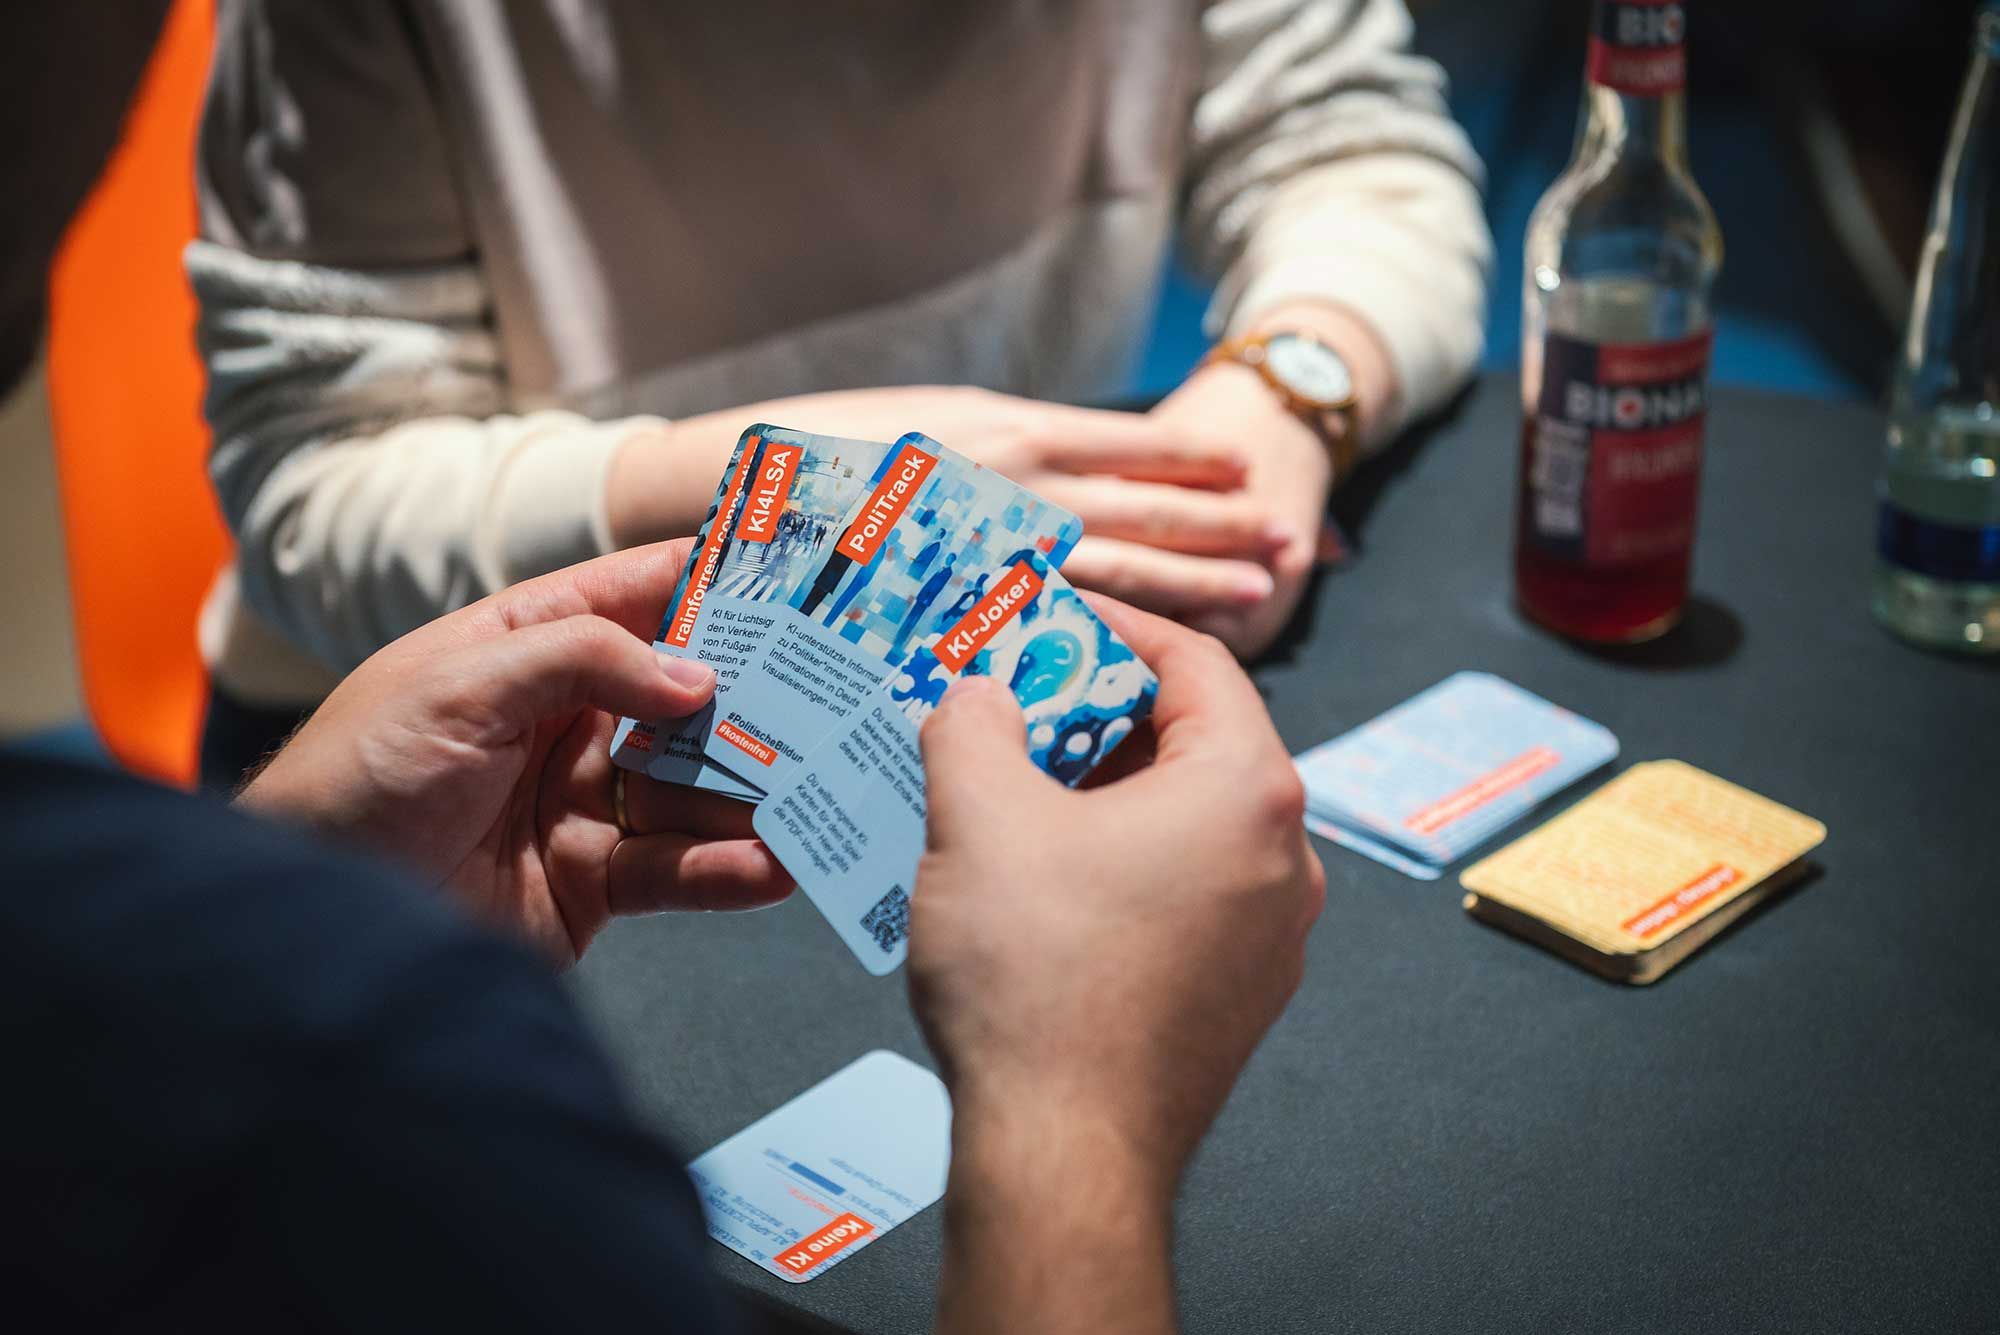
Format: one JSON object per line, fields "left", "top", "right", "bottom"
{"left": 573, "top": 374, "right": 2000, "bottom": 1334}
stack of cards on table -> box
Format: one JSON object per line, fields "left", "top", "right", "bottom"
{"left": 611, "top": 424, "right": 1157, "bottom": 974}
{"left": 1461, "top": 760, "right": 1825, "bottom": 984}
{"left": 1292, "top": 672, "right": 1620, "bottom": 879}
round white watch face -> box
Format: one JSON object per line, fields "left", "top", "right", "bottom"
{"left": 1263, "top": 334, "right": 1353, "bottom": 407}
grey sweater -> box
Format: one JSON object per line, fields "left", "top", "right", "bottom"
{"left": 190, "top": 0, "right": 1491, "bottom": 697}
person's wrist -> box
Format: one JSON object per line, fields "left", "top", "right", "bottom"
{"left": 235, "top": 745, "right": 359, "bottom": 838}
{"left": 946, "top": 1098, "right": 1179, "bottom": 1239}
{"left": 947, "top": 1075, "right": 1187, "bottom": 1214}
{"left": 1179, "top": 359, "right": 1335, "bottom": 489}
{"left": 606, "top": 420, "right": 706, "bottom": 548}
{"left": 1236, "top": 298, "right": 1398, "bottom": 451}
{"left": 937, "top": 1092, "right": 1180, "bottom": 1334}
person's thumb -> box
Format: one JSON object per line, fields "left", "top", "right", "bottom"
{"left": 435, "top": 614, "right": 716, "bottom": 739}
{"left": 919, "top": 676, "right": 1042, "bottom": 847}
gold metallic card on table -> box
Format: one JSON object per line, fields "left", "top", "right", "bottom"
{"left": 1459, "top": 760, "right": 1825, "bottom": 985}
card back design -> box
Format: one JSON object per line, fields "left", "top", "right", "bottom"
{"left": 753, "top": 560, "right": 1156, "bottom": 974}
{"left": 1459, "top": 758, "right": 1826, "bottom": 957}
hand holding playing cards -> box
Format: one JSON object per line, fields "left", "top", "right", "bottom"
{"left": 911, "top": 601, "right": 1325, "bottom": 1335}
{"left": 239, "top": 543, "right": 791, "bottom": 963}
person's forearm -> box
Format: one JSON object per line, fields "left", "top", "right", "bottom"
{"left": 934, "top": 1108, "right": 1180, "bottom": 1335}
{"left": 606, "top": 387, "right": 985, "bottom": 547}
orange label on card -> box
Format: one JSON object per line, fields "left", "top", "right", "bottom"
{"left": 1621, "top": 863, "right": 1742, "bottom": 938}
{"left": 837, "top": 444, "right": 936, "bottom": 563}
{"left": 773, "top": 1212, "right": 875, "bottom": 1277}
{"left": 714, "top": 719, "right": 777, "bottom": 768}
{"left": 934, "top": 561, "right": 1045, "bottom": 672}
{"left": 668, "top": 438, "right": 760, "bottom": 648}
{"left": 1404, "top": 746, "right": 1561, "bottom": 836}
{"left": 734, "top": 442, "right": 802, "bottom": 543}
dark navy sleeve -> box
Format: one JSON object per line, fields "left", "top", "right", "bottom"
{"left": 0, "top": 753, "right": 731, "bottom": 1332}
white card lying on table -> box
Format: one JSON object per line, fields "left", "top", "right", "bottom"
{"left": 686, "top": 1050, "right": 951, "bottom": 1284}
{"left": 754, "top": 553, "right": 1157, "bottom": 974}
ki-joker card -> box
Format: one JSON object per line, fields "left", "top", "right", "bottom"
{"left": 753, "top": 555, "right": 1155, "bottom": 974}
{"left": 708, "top": 432, "right": 1082, "bottom": 793}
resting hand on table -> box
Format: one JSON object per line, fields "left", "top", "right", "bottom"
{"left": 911, "top": 600, "right": 1327, "bottom": 1335}
{"left": 608, "top": 384, "right": 1290, "bottom": 628}
{"left": 1149, "top": 300, "right": 1398, "bottom": 658}
{"left": 611, "top": 306, "right": 1391, "bottom": 664}
{"left": 238, "top": 542, "right": 792, "bottom": 964}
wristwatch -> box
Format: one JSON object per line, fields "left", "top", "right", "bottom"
{"left": 1202, "top": 330, "right": 1360, "bottom": 477}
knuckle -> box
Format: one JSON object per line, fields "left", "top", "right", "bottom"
{"left": 1300, "top": 855, "right": 1329, "bottom": 922}
{"left": 551, "top": 615, "right": 619, "bottom": 659}
{"left": 1253, "top": 761, "right": 1309, "bottom": 829}
{"left": 918, "top": 703, "right": 961, "bottom": 750}
{"left": 1187, "top": 627, "right": 1234, "bottom": 664}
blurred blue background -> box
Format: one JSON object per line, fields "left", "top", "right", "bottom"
{"left": 1138, "top": 0, "right": 1973, "bottom": 406}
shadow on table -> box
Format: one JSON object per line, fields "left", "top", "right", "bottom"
{"left": 1255, "top": 384, "right": 1478, "bottom": 668}
{"left": 733, "top": 1287, "right": 851, "bottom": 1334}
{"left": 1331, "top": 381, "right": 1474, "bottom": 547}
{"left": 1555, "top": 594, "right": 1746, "bottom": 672}
{"left": 1469, "top": 860, "right": 1826, "bottom": 990}
{"left": 1629, "top": 860, "right": 1826, "bottom": 992}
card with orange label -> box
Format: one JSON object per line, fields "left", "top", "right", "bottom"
{"left": 686, "top": 1050, "right": 949, "bottom": 1283}
{"left": 754, "top": 556, "right": 1156, "bottom": 974}
{"left": 1459, "top": 760, "right": 1825, "bottom": 983}
{"left": 708, "top": 433, "right": 1082, "bottom": 793}
{"left": 609, "top": 424, "right": 913, "bottom": 799}
{"left": 1293, "top": 672, "right": 1619, "bottom": 877}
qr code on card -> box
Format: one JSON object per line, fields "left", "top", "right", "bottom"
{"left": 859, "top": 885, "right": 910, "bottom": 954}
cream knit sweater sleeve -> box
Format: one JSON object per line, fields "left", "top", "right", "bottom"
{"left": 192, "top": 0, "right": 1490, "bottom": 680}
{"left": 1187, "top": 0, "right": 1493, "bottom": 443}
{"left": 190, "top": 241, "right": 641, "bottom": 673}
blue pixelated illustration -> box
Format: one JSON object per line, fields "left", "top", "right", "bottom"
{"left": 785, "top": 434, "right": 1084, "bottom": 669}
{"left": 703, "top": 428, "right": 909, "bottom": 606}
{"left": 889, "top": 563, "right": 1157, "bottom": 788}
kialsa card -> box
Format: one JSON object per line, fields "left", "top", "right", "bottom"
{"left": 1293, "top": 671, "right": 1619, "bottom": 875}
{"left": 686, "top": 1050, "right": 950, "bottom": 1283}
{"left": 610, "top": 424, "right": 913, "bottom": 798}
{"left": 752, "top": 554, "right": 1155, "bottom": 974}
{"left": 706, "top": 432, "right": 1083, "bottom": 792}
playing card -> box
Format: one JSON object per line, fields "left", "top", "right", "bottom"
{"left": 706, "top": 433, "right": 1082, "bottom": 792}
{"left": 1460, "top": 759, "right": 1825, "bottom": 982}
{"left": 752, "top": 556, "right": 1155, "bottom": 974}
{"left": 686, "top": 1050, "right": 950, "bottom": 1283}
{"left": 610, "top": 424, "right": 915, "bottom": 798}
{"left": 1293, "top": 671, "right": 1619, "bottom": 875}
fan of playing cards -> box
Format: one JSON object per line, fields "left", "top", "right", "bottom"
{"left": 610, "top": 425, "right": 1158, "bottom": 975}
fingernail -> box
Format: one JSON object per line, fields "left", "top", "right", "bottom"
{"left": 1263, "top": 521, "right": 1296, "bottom": 550}
{"left": 1235, "top": 568, "right": 1276, "bottom": 602}
{"left": 661, "top": 657, "right": 715, "bottom": 691}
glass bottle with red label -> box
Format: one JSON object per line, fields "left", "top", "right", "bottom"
{"left": 1515, "top": 0, "right": 1724, "bottom": 643}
